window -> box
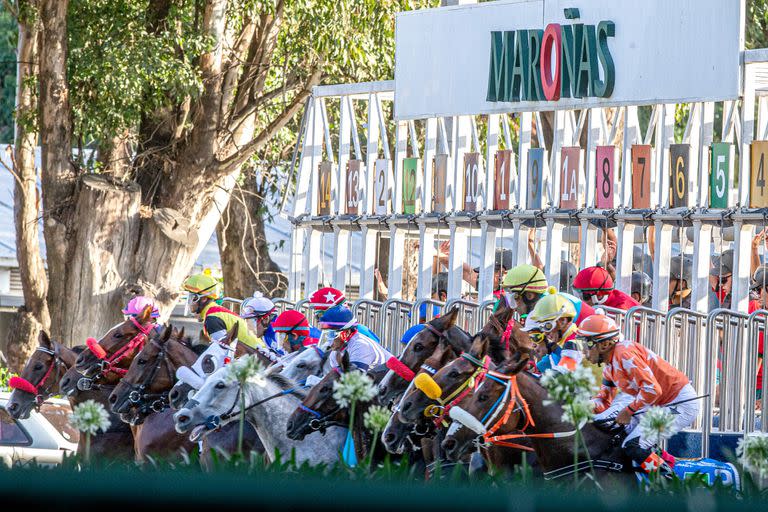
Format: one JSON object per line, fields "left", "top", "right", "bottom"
{"left": 0, "top": 408, "right": 32, "bottom": 446}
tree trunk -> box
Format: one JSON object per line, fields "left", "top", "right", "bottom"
{"left": 6, "top": 3, "right": 48, "bottom": 369}
{"left": 217, "top": 170, "right": 287, "bottom": 299}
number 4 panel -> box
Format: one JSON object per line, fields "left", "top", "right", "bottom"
{"left": 750, "top": 141, "right": 768, "bottom": 208}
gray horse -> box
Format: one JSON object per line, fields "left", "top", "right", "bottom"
{"left": 174, "top": 365, "right": 345, "bottom": 466}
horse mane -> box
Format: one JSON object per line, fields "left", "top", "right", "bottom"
{"left": 267, "top": 372, "right": 307, "bottom": 400}
{"left": 190, "top": 343, "right": 209, "bottom": 356}
{"left": 71, "top": 345, "right": 87, "bottom": 355}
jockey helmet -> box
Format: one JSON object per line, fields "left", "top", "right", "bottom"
{"left": 183, "top": 273, "right": 222, "bottom": 300}
{"left": 631, "top": 271, "right": 652, "bottom": 303}
{"left": 572, "top": 266, "right": 614, "bottom": 297}
{"left": 122, "top": 296, "right": 160, "bottom": 318}
{"left": 318, "top": 305, "right": 357, "bottom": 330}
{"left": 576, "top": 313, "right": 621, "bottom": 347}
{"left": 240, "top": 292, "right": 276, "bottom": 319}
{"left": 501, "top": 264, "right": 549, "bottom": 294}
{"left": 751, "top": 265, "right": 768, "bottom": 291}
{"left": 400, "top": 324, "right": 426, "bottom": 345}
{"left": 308, "top": 287, "right": 346, "bottom": 311}
{"left": 560, "top": 260, "right": 577, "bottom": 293}
{"left": 522, "top": 287, "right": 576, "bottom": 332}
{"left": 670, "top": 255, "right": 693, "bottom": 286}
{"left": 272, "top": 310, "right": 310, "bottom": 335}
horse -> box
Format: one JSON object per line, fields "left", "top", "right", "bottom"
{"left": 441, "top": 354, "right": 632, "bottom": 485}
{"left": 174, "top": 364, "right": 345, "bottom": 466}
{"left": 377, "top": 308, "right": 472, "bottom": 407}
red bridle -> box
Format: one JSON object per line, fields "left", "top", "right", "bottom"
{"left": 9, "top": 346, "right": 60, "bottom": 402}
{"left": 86, "top": 317, "right": 154, "bottom": 377}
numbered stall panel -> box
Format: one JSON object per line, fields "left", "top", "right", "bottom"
{"left": 750, "top": 141, "right": 768, "bottom": 208}
{"left": 433, "top": 155, "right": 448, "bottom": 213}
{"left": 560, "top": 147, "right": 581, "bottom": 209}
{"left": 631, "top": 145, "right": 652, "bottom": 208}
{"left": 317, "top": 161, "right": 333, "bottom": 215}
{"left": 494, "top": 150, "right": 513, "bottom": 210}
{"left": 464, "top": 152, "right": 481, "bottom": 212}
{"left": 402, "top": 157, "right": 420, "bottom": 214}
{"left": 374, "top": 159, "right": 391, "bottom": 215}
{"left": 527, "top": 148, "right": 545, "bottom": 209}
{"left": 709, "top": 142, "right": 732, "bottom": 208}
{"left": 669, "top": 144, "right": 690, "bottom": 208}
{"left": 346, "top": 160, "right": 361, "bottom": 215}
{"left": 595, "top": 146, "right": 615, "bottom": 209}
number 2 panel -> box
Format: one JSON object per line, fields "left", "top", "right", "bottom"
{"left": 750, "top": 141, "right": 768, "bottom": 208}
{"left": 595, "top": 146, "right": 615, "bottom": 209}
{"left": 527, "top": 148, "right": 545, "bottom": 209}
{"left": 374, "top": 158, "right": 390, "bottom": 215}
{"left": 631, "top": 145, "right": 651, "bottom": 209}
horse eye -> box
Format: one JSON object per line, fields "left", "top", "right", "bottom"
{"left": 34, "top": 362, "right": 44, "bottom": 371}
{"left": 413, "top": 343, "right": 423, "bottom": 352}
{"left": 478, "top": 394, "right": 489, "bottom": 402}
{"left": 137, "top": 359, "right": 146, "bottom": 365}
{"left": 321, "top": 385, "right": 331, "bottom": 394}
{"left": 114, "top": 332, "right": 124, "bottom": 339}
{"left": 297, "top": 363, "right": 307, "bottom": 369}
{"left": 450, "top": 370, "right": 459, "bottom": 378}
{"left": 215, "top": 381, "right": 226, "bottom": 389}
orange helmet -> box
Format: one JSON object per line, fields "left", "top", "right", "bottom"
{"left": 576, "top": 313, "right": 620, "bottom": 346}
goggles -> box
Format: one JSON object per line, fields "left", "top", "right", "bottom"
{"left": 577, "top": 331, "right": 620, "bottom": 348}
{"left": 528, "top": 332, "right": 546, "bottom": 346}
{"left": 319, "top": 329, "right": 339, "bottom": 348}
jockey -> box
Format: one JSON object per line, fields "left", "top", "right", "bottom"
{"left": 308, "top": 286, "right": 380, "bottom": 344}
{"left": 669, "top": 255, "right": 693, "bottom": 309}
{"left": 318, "top": 305, "right": 392, "bottom": 371}
{"left": 582, "top": 313, "right": 699, "bottom": 473}
{"left": 572, "top": 266, "right": 640, "bottom": 311}
{"left": 123, "top": 295, "right": 160, "bottom": 320}
{"left": 182, "top": 273, "right": 264, "bottom": 349}
{"left": 240, "top": 293, "right": 278, "bottom": 351}
{"left": 631, "top": 271, "right": 652, "bottom": 307}
{"left": 749, "top": 265, "right": 768, "bottom": 401}
{"left": 272, "top": 310, "right": 317, "bottom": 354}
{"left": 521, "top": 288, "right": 583, "bottom": 372}
{"left": 502, "top": 264, "right": 595, "bottom": 323}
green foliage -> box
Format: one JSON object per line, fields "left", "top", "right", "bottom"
{"left": 0, "top": 7, "right": 16, "bottom": 144}
{"left": 0, "top": 365, "right": 11, "bottom": 390}
{"left": 747, "top": 0, "right": 768, "bottom": 50}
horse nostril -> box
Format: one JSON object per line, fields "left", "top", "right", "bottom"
{"left": 401, "top": 401, "right": 412, "bottom": 412}
{"left": 286, "top": 420, "right": 294, "bottom": 432}
{"left": 177, "top": 414, "right": 189, "bottom": 424}
{"left": 169, "top": 389, "right": 178, "bottom": 400}
{"left": 108, "top": 394, "right": 117, "bottom": 404}
{"left": 442, "top": 438, "right": 457, "bottom": 452}
{"left": 384, "top": 432, "right": 395, "bottom": 444}
{"left": 7, "top": 402, "right": 17, "bottom": 412}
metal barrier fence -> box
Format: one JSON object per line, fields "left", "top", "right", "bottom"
{"left": 623, "top": 306, "right": 666, "bottom": 355}
{"left": 664, "top": 308, "right": 708, "bottom": 431}
{"left": 220, "top": 297, "right": 243, "bottom": 313}
{"left": 351, "top": 299, "right": 384, "bottom": 338}
{"left": 444, "top": 298, "right": 481, "bottom": 333}
{"left": 273, "top": 299, "right": 296, "bottom": 316}
{"left": 746, "top": 310, "right": 767, "bottom": 434}
{"left": 478, "top": 299, "right": 498, "bottom": 330}
{"left": 412, "top": 298, "right": 444, "bottom": 324}
{"left": 380, "top": 299, "right": 414, "bottom": 354}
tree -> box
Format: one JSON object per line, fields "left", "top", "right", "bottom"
{"left": 1, "top": 0, "right": 433, "bottom": 361}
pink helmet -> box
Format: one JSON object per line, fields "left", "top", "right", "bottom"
{"left": 123, "top": 296, "right": 160, "bottom": 318}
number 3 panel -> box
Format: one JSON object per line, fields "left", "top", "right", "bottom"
{"left": 750, "top": 141, "right": 768, "bottom": 208}
{"left": 669, "top": 144, "right": 690, "bottom": 208}
{"left": 527, "top": 148, "right": 545, "bottom": 209}
{"left": 631, "top": 145, "right": 651, "bottom": 209}
{"left": 595, "top": 146, "right": 615, "bottom": 209}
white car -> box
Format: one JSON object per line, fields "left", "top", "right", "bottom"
{"left": 0, "top": 391, "right": 78, "bottom": 467}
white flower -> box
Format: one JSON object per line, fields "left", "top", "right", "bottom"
{"left": 541, "top": 365, "right": 597, "bottom": 427}
{"left": 638, "top": 406, "right": 677, "bottom": 446}
{"left": 333, "top": 371, "right": 377, "bottom": 408}
{"left": 226, "top": 354, "right": 265, "bottom": 386}
{"left": 561, "top": 396, "right": 594, "bottom": 427}
{"left": 363, "top": 405, "right": 391, "bottom": 433}
{"left": 737, "top": 433, "right": 768, "bottom": 483}
{"left": 69, "top": 400, "right": 111, "bottom": 435}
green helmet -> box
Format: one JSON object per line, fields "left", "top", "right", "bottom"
{"left": 182, "top": 273, "right": 221, "bottom": 300}
{"left": 501, "top": 264, "right": 549, "bottom": 294}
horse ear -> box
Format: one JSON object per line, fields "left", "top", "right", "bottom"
{"left": 138, "top": 305, "right": 153, "bottom": 324}
{"left": 178, "top": 326, "right": 185, "bottom": 340}
{"left": 161, "top": 324, "right": 173, "bottom": 343}
{"left": 341, "top": 349, "right": 350, "bottom": 370}
{"left": 469, "top": 334, "right": 489, "bottom": 359}
{"left": 434, "top": 307, "right": 459, "bottom": 329}
{"left": 500, "top": 352, "right": 529, "bottom": 375}
{"left": 38, "top": 330, "right": 52, "bottom": 349}
{"left": 228, "top": 322, "right": 239, "bottom": 343}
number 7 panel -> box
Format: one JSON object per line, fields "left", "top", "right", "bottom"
{"left": 631, "top": 145, "right": 652, "bottom": 209}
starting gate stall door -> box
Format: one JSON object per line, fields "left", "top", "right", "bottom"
{"left": 433, "top": 155, "right": 448, "bottom": 212}
{"left": 750, "top": 141, "right": 768, "bottom": 208}
{"left": 559, "top": 147, "right": 581, "bottom": 209}
{"left": 402, "top": 158, "right": 419, "bottom": 214}
{"left": 710, "top": 143, "right": 732, "bottom": 208}
{"left": 669, "top": 144, "right": 691, "bottom": 208}
{"left": 595, "top": 146, "right": 616, "bottom": 209}
{"left": 374, "top": 159, "right": 391, "bottom": 215}
{"left": 317, "top": 161, "right": 333, "bottom": 215}
{"left": 527, "top": 148, "right": 545, "bottom": 209}
{"left": 346, "top": 160, "right": 362, "bottom": 214}
{"left": 494, "top": 150, "right": 513, "bottom": 210}
{"left": 463, "top": 153, "right": 481, "bottom": 211}
{"left": 631, "top": 145, "right": 652, "bottom": 208}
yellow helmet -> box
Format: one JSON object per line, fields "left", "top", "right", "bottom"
{"left": 501, "top": 264, "right": 549, "bottom": 294}
{"left": 523, "top": 287, "right": 576, "bottom": 332}
{"left": 182, "top": 273, "right": 221, "bottom": 299}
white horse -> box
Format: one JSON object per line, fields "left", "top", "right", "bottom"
{"left": 278, "top": 345, "right": 332, "bottom": 384}
{"left": 173, "top": 366, "right": 345, "bottom": 466}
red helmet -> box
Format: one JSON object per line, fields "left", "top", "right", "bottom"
{"left": 273, "top": 310, "right": 310, "bottom": 335}
{"left": 308, "top": 287, "right": 346, "bottom": 310}
{"left": 572, "top": 266, "right": 614, "bottom": 297}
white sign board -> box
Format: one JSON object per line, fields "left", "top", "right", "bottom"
{"left": 394, "top": 0, "right": 742, "bottom": 119}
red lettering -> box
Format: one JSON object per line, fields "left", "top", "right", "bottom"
{"left": 540, "top": 23, "right": 561, "bottom": 101}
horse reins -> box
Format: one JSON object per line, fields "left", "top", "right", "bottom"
{"left": 124, "top": 339, "right": 181, "bottom": 416}
{"left": 9, "top": 346, "right": 66, "bottom": 408}
{"left": 86, "top": 317, "right": 155, "bottom": 378}
{"left": 425, "top": 353, "right": 490, "bottom": 427}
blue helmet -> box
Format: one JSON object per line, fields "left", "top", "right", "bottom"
{"left": 318, "top": 305, "right": 357, "bottom": 330}
{"left": 400, "top": 324, "right": 426, "bottom": 345}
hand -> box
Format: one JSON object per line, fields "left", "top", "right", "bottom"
{"left": 528, "top": 228, "right": 536, "bottom": 245}
{"left": 615, "top": 408, "right": 633, "bottom": 425}
{"left": 753, "top": 228, "right": 768, "bottom": 248}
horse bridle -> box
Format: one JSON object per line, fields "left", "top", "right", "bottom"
{"left": 294, "top": 367, "right": 346, "bottom": 434}
{"left": 9, "top": 346, "right": 66, "bottom": 410}
{"left": 423, "top": 352, "right": 491, "bottom": 427}
{"left": 124, "top": 339, "right": 180, "bottom": 417}
{"left": 85, "top": 317, "right": 154, "bottom": 379}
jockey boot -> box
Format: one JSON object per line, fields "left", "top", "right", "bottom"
{"left": 625, "top": 439, "right": 674, "bottom": 477}
{"left": 660, "top": 449, "right": 676, "bottom": 468}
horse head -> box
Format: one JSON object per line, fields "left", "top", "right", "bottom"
{"left": 286, "top": 350, "right": 351, "bottom": 441}
{"left": 7, "top": 331, "right": 76, "bottom": 419}
{"left": 377, "top": 308, "right": 470, "bottom": 406}
{"left": 75, "top": 305, "right": 155, "bottom": 379}
{"left": 279, "top": 345, "right": 330, "bottom": 385}
{"left": 173, "top": 365, "right": 242, "bottom": 439}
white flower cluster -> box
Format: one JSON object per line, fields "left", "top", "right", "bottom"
{"left": 638, "top": 406, "right": 677, "bottom": 446}
{"left": 737, "top": 433, "right": 768, "bottom": 484}
{"left": 333, "top": 371, "right": 377, "bottom": 408}
{"left": 363, "top": 405, "right": 391, "bottom": 433}
{"left": 69, "top": 399, "right": 111, "bottom": 435}
{"left": 226, "top": 354, "right": 266, "bottom": 387}
{"left": 540, "top": 364, "right": 597, "bottom": 427}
